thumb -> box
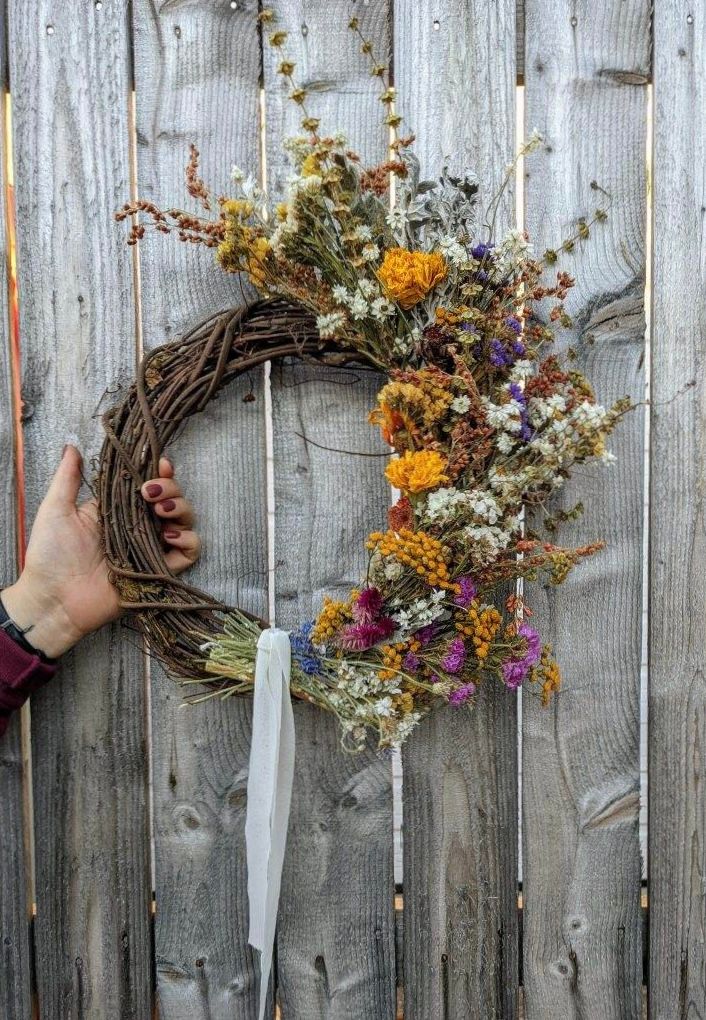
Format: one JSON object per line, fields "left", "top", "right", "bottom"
{"left": 45, "top": 444, "right": 84, "bottom": 508}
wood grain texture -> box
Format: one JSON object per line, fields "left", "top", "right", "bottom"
{"left": 649, "top": 3, "right": 706, "bottom": 1016}
{"left": 394, "top": 3, "right": 519, "bottom": 1016}
{"left": 523, "top": 2, "right": 649, "bottom": 1017}
{"left": 131, "top": 1, "right": 271, "bottom": 1015}
{"left": 0, "top": 23, "right": 32, "bottom": 1014}
{"left": 271, "top": 361, "right": 396, "bottom": 1019}
{"left": 264, "top": 5, "right": 396, "bottom": 1016}
{"left": 7, "top": 1, "right": 152, "bottom": 1016}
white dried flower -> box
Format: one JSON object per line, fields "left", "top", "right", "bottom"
{"left": 316, "top": 311, "right": 346, "bottom": 338}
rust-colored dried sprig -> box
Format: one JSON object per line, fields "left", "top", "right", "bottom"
{"left": 185, "top": 144, "right": 211, "bottom": 211}
{"left": 114, "top": 199, "right": 225, "bottom": 248}
{"left": 360, "top": 159, "right": 408, "bottom": 195}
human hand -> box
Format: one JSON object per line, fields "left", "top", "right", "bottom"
{"left": 2, "top": 445, "right": 201, "bottom": 659}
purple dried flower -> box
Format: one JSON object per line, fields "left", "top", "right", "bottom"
{"left": 490, "top": 339, "right": 511, "bottom": 368}
{"left": 512, "top": 340, "right": 526, "bottom": 357}
{"left": 454, "top": 576, "right": 477, "bottom": 608}
{"left": 403, "top": 651, "right": 420, "bottom": 673}
{"left": 415, "top": 624, "right": 437, "bottom": 646}
{"left": 449, "top": 682, "right": 477, "bottom": 706}
{"left": 509, "top": 382, "right": 526, "bottom": 405}
{"left": 501, "top": 659, "right": 528, "bottom": 690}
{"left": 441, "top": 637, "right": 466, "bottom": 674}
{"left": 518, "top": 623, "right": 542, "bottom": 661}
{"left": 353, "top": 586, "right": 384, "bottom": 623}
{"left": 471, "top": 242, "right": 494, "bottom": 260}
{"left": 501, "top": 623, "right": 542, "bottom": 690}
{"left": 505, "top": 315, "right": 522, "bottom": 334}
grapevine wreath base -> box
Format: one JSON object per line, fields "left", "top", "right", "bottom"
{"left": 98, "top": 298, "right": 349, "bottom": 691}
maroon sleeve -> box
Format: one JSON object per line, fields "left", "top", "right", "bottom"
{"left": 0, "top": 629, "right": 58, "bottom": 736}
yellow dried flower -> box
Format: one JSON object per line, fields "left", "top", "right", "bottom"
{"left": 290, "top": 87, "right": 307, "bottom": 105}
{"left": 385, "top": 450, "right": 449, "bottom": 494}
{"left": 258, "top": 9, "right": 275, "bottom": 23}
{"left": 312, "top": 596, "right": 352, "bottom": 645}
{"left": 278, "top": 60, "right": 296, "bottom": 76}
{"left": 247, "top": 236, "right": 271, "bottom": 288}
{"left": 366, "top": 528, "right": 456, "bottom": 591}
{"left": 300, "top": 153, "right": 321, "bottom": 177}
{"left": 222, "top": 198, "right": 254, "bottom": 218}
{"left": 269, "top": 31, "right": 288, "bottom": 47}
{"left": 301, "top": 116, "right": 320, "bottom": 132}
{"left": 378, "top": 248, "right": 448, "bottom": 309}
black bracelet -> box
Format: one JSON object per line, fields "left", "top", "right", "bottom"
{"left": 0, "top": 592, "right": 57, "bottom": 664}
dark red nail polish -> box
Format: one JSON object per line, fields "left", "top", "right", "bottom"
{"left": 146, "top": 483, "right": 162, "bottom": 498}
{"left": 164, "top": 529, "right": 180, "bottom": 539}
{"left": 160, "top": 498, "right": 176, "bottom": 512}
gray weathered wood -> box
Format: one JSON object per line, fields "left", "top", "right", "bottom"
{"left": 649, "top": 4, "right": 706, "bottom": 1015}
{"left": 8, "top": 1, "right": 153, "bottom": 1015}
{"left": 394, "top": 3, "right": 519, "bottom": 1016}
{"left": 264, "top": 4, "right": 396, "bottom": 1014}
{"left": 0, "top": 31, "right": 33, "bottom": 1016}
{"left": 131, "top": 1, "right": 270, "bottom": 1015}
{"left": 271, "top": 362, "right": 396, "bottom": 1018}
{"left": 522, "top": 2, "right": 649, "bottom": 1017}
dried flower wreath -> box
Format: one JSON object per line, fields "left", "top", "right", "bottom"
{"left": 101, "top": 13, "right": 631, "bottom": 750}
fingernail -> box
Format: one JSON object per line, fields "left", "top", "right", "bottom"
{"left": 164, "top": 529, "right": 180, "bottom": 539}
{"left": 146, "top": 483, "right": 162, "bottom": 498}
{"left": 160, "top": 498, "right": 176, "bottom": 512}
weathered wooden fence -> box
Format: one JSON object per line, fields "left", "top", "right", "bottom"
{"left": 0, "top": 1, "right": 703, "bottom": 1017}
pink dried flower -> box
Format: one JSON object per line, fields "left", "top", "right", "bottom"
{"left": 338, "top": 616, "right": 396, "bottom": 651}
{"left": 353, "top": 586, "right": 384, "bottom": 623}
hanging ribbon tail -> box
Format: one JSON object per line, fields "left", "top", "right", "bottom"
{"left": 246, "top": 627, "right": 295, "bottom": 1020}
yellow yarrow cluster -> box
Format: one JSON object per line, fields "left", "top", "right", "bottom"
{"left": 531, "top": 646, "right": 562, "bottom": 705}
{"left": 378, "top": 642, "right": 406, "bottom": 681}
{"left": 367, "top": 528, "right": 456, "bottom": 590}
{"left": 312, "top": 596, "right": 352, "bottom": 645}
{"left": 385, "top": 450, "right": 448, "bottom": 494}
{"left": 455, "top": 601, "right": 502, "bottom": 660}
{"left": 378, "top": 247, "right": 448, "bottom": 309}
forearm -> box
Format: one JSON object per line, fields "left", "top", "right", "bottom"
{"left": 0, "top": 627, "right": 58, "bottom": 736}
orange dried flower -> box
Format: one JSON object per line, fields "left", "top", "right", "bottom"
{"left": 385, "top": 450, "right": 448, "bottom": 494}
{"left": 378, "top": 248, "right": 447, "bottom": 309}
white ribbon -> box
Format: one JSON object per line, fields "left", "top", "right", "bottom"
{"left": 246, "top": 627, "right": 296, "bottom": 1020}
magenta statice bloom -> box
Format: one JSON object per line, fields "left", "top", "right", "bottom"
{"left": 403, "top": 651, "right": 420, "bottom": 672}
{"left": 353, "top": 586, "right": 384, "bottom": 623}
{"left": 449, "top": 682, "right": 476, "bottom": 706}
{"left": 441, "top": 637, "right": 466, "bottom": 674}
{"left": 338, "top": 616, "right": 395, "bottom": 651}
{"left": 454, "top": 576, "right": 477, "bottom": 608}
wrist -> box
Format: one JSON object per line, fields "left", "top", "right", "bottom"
{"left": 2, "top": 573, "right": 83, "bottom": 659}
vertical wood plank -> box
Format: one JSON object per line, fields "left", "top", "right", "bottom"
{"left": 131, "top": 2, "right": 270, "bottom": 1015}
{"left": 8, "top": 2, "right": 153, "bottom": 1016}
{"left": 0, "top": 24, "right": 33, "bottom": 1014}
{"left": 264, "top": 3, "right": 396, "bottom": 1015}
{"left": 523, "top": 3, "right": 649, "bottom": 1017}
{"left": 650, "top": 3, "right": 706, "bottom": 1015}
{"left": 393, "top": 3, "right": 519, "bottom": 1017}
{"left": 271, "top": 363, "right": 396, "bottom": 1018}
